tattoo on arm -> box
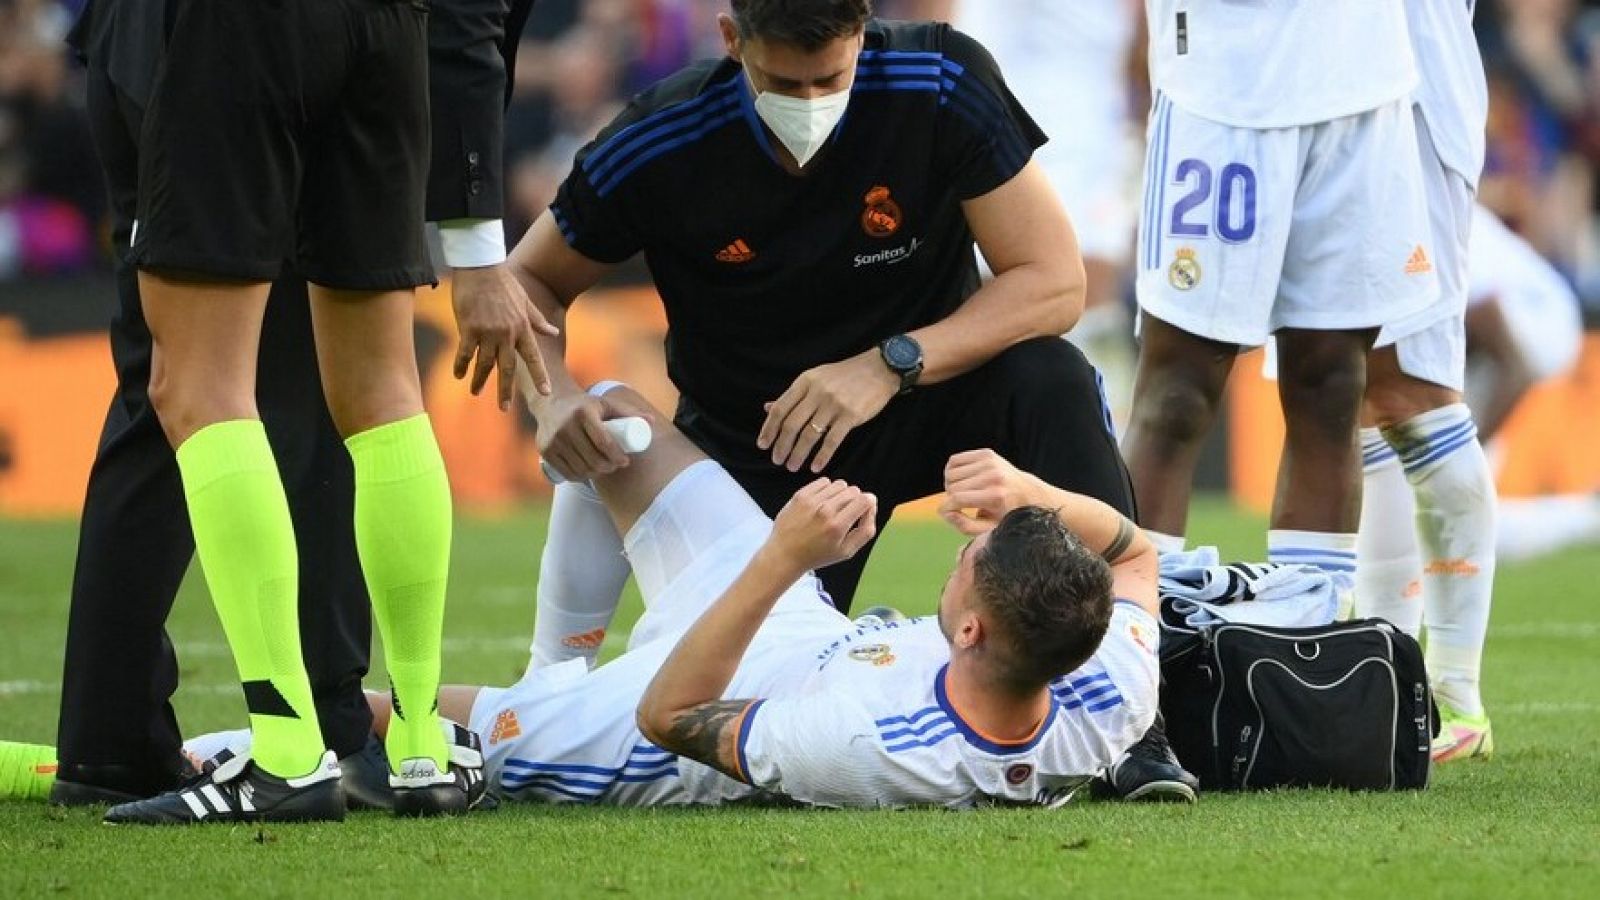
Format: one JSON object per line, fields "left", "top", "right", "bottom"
{"left": 661, "top": 699, "right": 756, "bottom": 782}
{"left": 1101, "top": 517, "right": 1137, "bottom": 564}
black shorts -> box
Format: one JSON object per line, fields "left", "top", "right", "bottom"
{"left": 677, "top": 338, "right": 1138, "bottom": 609}
{"left": 131, "top": 0, "right": 433, "bottom": 290}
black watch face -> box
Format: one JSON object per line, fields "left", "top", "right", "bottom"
{"left": 884, "top": 336, "right": 920, "bottom": 370}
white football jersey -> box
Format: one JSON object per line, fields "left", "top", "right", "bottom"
{"left": 1146, "top": 0, "right": 1417, "bottom": 128}
{"left": 480, "top": 599, "right": 1159, "bottom": 810}
{"left": 738, "top": 603, "right": 1160, "bottom": 809}
{"left": 1409, "top": 0, "right": 1488, "bottom": 187}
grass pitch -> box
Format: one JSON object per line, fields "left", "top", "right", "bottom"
{"left": 1, "top": 497, "right": 1597, "bottom": 898}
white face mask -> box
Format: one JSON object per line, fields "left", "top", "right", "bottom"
{"left": 747, "top": 73, "right": 851, "bottom": 167}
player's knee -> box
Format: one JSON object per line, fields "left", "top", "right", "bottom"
{"left": 146, "top": 368, "right": 252, "bottom": 448}
{"left": 589, "top": 383, "right": 678, "bottom": 441}
{"left": 1280, "top": 353, "right": 1365, "bottom": 439}
{"left": 1128, "top": 373, "right": 1219, "bottom": 449}
{"left": 1362, "top": 373, "right": 1459, "bottom": 429}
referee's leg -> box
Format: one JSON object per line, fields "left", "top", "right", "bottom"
{"left": 257, "top": 280, "right": 374, "bottom": 761}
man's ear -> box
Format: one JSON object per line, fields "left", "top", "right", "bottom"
{"left": 717, "top": 13, "right": 741, "bottom": 59}
{"left": 953, "top": 611, "right": 983, "bottom": 651}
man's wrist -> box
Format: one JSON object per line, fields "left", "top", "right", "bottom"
{"left": 437, "top": 218, "right": 508, "bottom": 269}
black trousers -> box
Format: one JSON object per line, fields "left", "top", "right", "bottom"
{"left": 678, "top": 338, "right": 1137, "bottom": 612}
{"left": 55, "top": 62, "right": 373, "bottom": 784}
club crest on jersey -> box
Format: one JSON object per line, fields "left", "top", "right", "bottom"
{"left": 1005, "top": 763, "right": 1034, "bottom": 786}
{"left": 1168, "top": 247, "right": 1201, "bottom": 291}
{"left": 848, "top": 643, "right": 897, "bottom": 666}
{"left": 861, "top": 186, "right": 902, "bottom": 238}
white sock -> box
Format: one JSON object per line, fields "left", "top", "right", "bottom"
{"left": 182, "top": 728, "right": 252, "bottom": 765}
{"left": 1355, "top": 428, "right": 1424, "bottom": 636}
{"left": 1146, "top": 530, "right": 1186, "bottom": 555}
{"left": 1268, "top": 529, "right": 1357, "bottom": 600}
{"left": 1388, "top": 403, "right": 1496, "bottom": 716}
{"left": 528, "top": 478, "right": 630, "bottom": 671}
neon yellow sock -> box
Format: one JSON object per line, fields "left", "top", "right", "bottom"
{"left": 177, "top": 420, "right": 324, "bottom": 778}
{"left": 347, "top": 414, "right": 452, "bottom": 772}
{"left": 0, "top": 741, "right": 57, "bottom": 801}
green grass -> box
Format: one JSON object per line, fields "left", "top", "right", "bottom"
{"left": 2, "top": 497, "right": 1598, "bottom": 898}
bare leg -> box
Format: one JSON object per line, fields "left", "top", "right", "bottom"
{"left": 365, "top": 687, "right": 484, "bottom": 739}
{"left": 1122, "top": 312, "right": 1238, "bottom": 536}
{"left": 1272, "top": 327, "right": 1375, "bottom": 532}
{"left": 580, "top": 386, "right": 715, "bottom": 538}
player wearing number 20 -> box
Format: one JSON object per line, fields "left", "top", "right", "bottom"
{"left": 1124, "top": 1, "right": 1437, "bottom": 581}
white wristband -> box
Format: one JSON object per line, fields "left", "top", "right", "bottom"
{"left": 437, "top": 218, "right": 508, "bottom": 269}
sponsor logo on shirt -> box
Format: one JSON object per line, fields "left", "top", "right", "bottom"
{"left": 1168, "top": 247, "right": 1201, "bottom": 291}
{"left": 715, "top": 239, "right": 756, "bottom": 264}
{"left": 489, "top": 709, "right": 522, "bottom": 745}
{"left": 861, "top": 186, "right": 903, "bottom": 238}
{"left": 1405, "top": 245, "right": 1433, "bottom": 276}
{"left": 855, "top": 237, "right": 921, "bottom": 269}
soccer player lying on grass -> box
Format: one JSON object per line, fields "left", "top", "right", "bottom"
{"left": 4, "top": 384, "right": 1159, "bottom": 809}
{"left": 452, "top": 384, "right": 1158, "bottom": 808}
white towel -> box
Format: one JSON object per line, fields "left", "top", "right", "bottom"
{"left": 1158, "top": 547, "right": 1338, "bottom": 629}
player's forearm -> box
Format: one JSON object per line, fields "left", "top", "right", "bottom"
{"left": 1018, "top": 475, "right": 1160, "bottom": 617}
{"left": 509, "top": 265, "right": 584, "bottom": 413}
{"left": 637, "top": 545, "right": 803, "bottom": 743}
{"left": 909, "top": 260, "right": 1083, "bottom": 385}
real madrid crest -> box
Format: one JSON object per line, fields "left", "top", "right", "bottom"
{"left": 1168, "top": 247, "right": 1201, "bottom": 291}
{"left": 861, "top": 186, "right": 902, "bottom": 238}
{"left": 848, "top": 643, "right": 897, "bottom": 666}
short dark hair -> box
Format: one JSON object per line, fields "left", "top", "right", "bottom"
{"left": 730, "top": 0, "right": 872, "bottom": 51}
{"left": 971, "top": 506, "right": 1115, "bottom": 693}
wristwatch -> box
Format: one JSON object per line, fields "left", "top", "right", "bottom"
{"left": 878, "top": 334, "right": 924, "bottom": 395}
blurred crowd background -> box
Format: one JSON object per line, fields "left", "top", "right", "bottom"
{"left": 2, "top": 0, "right": 1600, "bottom": 317}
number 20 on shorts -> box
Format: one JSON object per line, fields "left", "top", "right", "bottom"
{"left": 1170, "top": 160, "right": 1257, "bottom": 243}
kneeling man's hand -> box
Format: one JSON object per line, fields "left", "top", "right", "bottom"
{"left": 768, "top": 478, "right": 879, "bottom": 573}
{"left": 938, "top": 449, "right": 1042, "bottom": 536}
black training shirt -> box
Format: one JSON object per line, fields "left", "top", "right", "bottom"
{"left": 551, "top": 20, "right": 1046, "bottom": 440}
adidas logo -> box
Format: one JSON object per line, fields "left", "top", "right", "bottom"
{"left": 489, "top": 709, "right": 522, "bottom": 745}
{"left": 1404, "top": 245, "right": 1433, "bottom": 275}
{"left": 399, "top": 758, "right": 440, "bottom": 781}
{"left": 561, "top": 627, "right": 607, "bottom": 650}
{"left": 715, "top": 239, "right": 755, "bottom": 264}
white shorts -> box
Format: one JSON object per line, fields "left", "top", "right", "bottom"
{"left": 469, "top": 461, "right": 851, "bottom": 805}
{"left": 1379, "top": 108, "right": 1476, "bottom": 393}
{"left": 1136, "top": 93, "right": 1438, "bottom": 347}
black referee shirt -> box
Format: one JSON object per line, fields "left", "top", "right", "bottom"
{"left": 552, "top": 20, "right": 1047, "bottom": 438}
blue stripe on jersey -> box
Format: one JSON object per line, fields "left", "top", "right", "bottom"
{"left": 874, "top": 706, "right": 943, "bottom": 728}
{"left": 616, "top": 768, "right": 680, "bottom": 784}
{"left": 551, "top": 203, "right": 576, "bottom": 244}
{"left": 884, "top": 726, "right": 960, "bottom": 754}
{"left": 594, "top": 104, "right": 744, "bottom": 197}
{"left": 878, "top": 715, "right": 954, "bottom": 743}
{"left": 934, "top": 664, "right": 1060, "bottom": 755}
{"left": 583, "top": 77, "right": 742, "bottom": 179}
